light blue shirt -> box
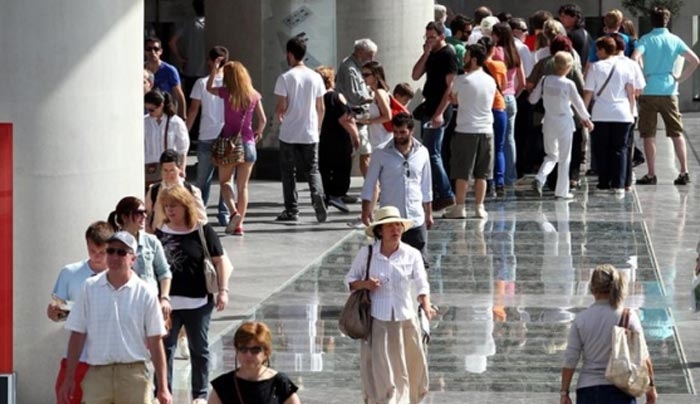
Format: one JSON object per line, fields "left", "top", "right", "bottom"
{"left": 52, "top": 260, "right": 98, "bottom": 302}
{"left": 636, "top": 28, "right": 690, "bottom": 95}
{"left": 133, "top": 231, "right": 171, "bottom": 294}
{"left": 361, "top": 139, "right": 432, "bottom": 227}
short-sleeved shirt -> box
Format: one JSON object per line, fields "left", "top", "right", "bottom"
{"left": 52, "top": 260, "right": 98, "bottom": 303}
{"left": 65, "top": 272, "right": 166, "bottom": 365}
{"left": 155, "top": 224, "right": 224, "bottom": 299}
{"left": 320, "top": 90, "right": 351, "bottom": 147}
{"left": 274, "top": 65, "right": 325, "bottom": 144}
{"left": 423, "top": 45, "right": 458, "bottom": 118}
{"left": 143, "top": 114, "right": 190, "bottom": 164}
{"left": 452, "top": 69, "right": 497, "bottom": 134}
{"left": 484, "top": 59, "right": 507, "bottom": 110}
{"left": 152, "top": 61, "right": 181, "bottom": 94}
{"left": 584, "top": 58, "right": 635, "bottom": 122}
{"left": 211, "top": 370, "right": 299, "bottom": 404}
{"left": 568, "top": 27, "right": 591, "bottom": 70}
{"left": 636, "top": 28, "right": 690, "bottom": 95}
{"left": 133, "top": 231, "right": 171, "bottom": 294}
{"left": 446, "top": 37, "right": 466, "bottom": 72}
{"left": 217, "top": 87, "right": 261, "bottom": 144}
{"left": 190, "top": 75, "right": 225, "bottom": 141}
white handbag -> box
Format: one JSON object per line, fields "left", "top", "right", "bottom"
{"left": 604, "top": 308, "right": 651, "bottom": 397}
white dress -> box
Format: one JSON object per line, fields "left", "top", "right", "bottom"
{"left": 368, "top": 102, "right": 392, "bottom": 149}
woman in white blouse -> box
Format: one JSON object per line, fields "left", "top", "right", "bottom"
{"left": 144, "top": 90, "right": 190, "bottom": 186}
{"left": 345, "top": 206, "right": 436, "bottom": 404}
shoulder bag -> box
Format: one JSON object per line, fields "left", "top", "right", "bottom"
{"left": 145, "top": 116, "right": 170, "bottom": 188}
{"left": 588, "top": 63, "right": 617, "bottom": 114}
{"left": 605, "top": 308, "right": 651, "bottom": 397}
{"left": 338, "top": 245, "right": 373, "bottom": 340}
{"left": 212, "top": 107, "right": 246, "bottom": 166}
{"left": 197, "top": 224, "right": 219, "bottom": 294}
{"left": 382, "top": 95, "right": 410, "bottom": 132}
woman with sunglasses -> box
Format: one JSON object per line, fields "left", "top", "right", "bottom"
{"left": 357, "top": 61, "right": 392, "bottom": 149}
{"left": 107, "top": 196, "right": 172, "bottom": 311}
{"left": 155, "top": 185, "right": 231, "bottom": 404}
{"left": 144, "top": 89, "right": 190, "bottom": 188}
{"left": 209, "top": 321, "right": 300, "bottom": 404}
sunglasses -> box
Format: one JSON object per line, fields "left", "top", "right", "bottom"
{"left": 145, "top": 46, "right": 161, "bottom": 52}
{"left": 133, "top": 209, "right": 148, "bottom": 216}
{"left": 237, "top": 346, "right": 263, "bottom": 354}
{"left": 403, "top": 160, "right": 411, "bottom": 178}
{"left": 361, "top": 72, "right": 373, "bottom": 78}
{"left": 106, "top": 247, "right": 131, "bottom": 257}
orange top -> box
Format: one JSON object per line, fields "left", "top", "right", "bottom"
{"left": 484, "top": 59, "right": 507, "bottom": 111}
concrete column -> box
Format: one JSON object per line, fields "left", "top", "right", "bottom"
{"left": 0, "top": 1, "right": 144, "bottom": 402}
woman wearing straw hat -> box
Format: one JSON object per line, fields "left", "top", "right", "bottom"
{"left": 345, "top": 206, "right": 436, "bottom": 404}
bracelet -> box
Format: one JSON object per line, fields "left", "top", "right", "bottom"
{"left": 160, "top": 295, "right": 171, "bottom": 302}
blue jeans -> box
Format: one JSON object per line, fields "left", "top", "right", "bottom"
{"left": 196, "top": 139, "right": 228, "bottom": 218}
{"left": 421, "top": 123, "right": 454, "bottom": 200}
{"left": 164, "top": 297, "right": 213, "bottom": 400}
{"left": 504, "top": 95, "right": 518, "bottom": 185}
{"left": 492, "top": 109, "right": 508, "bottom": 187}
{"left": 576, "top": 384, "right": 636, "bottom": 404}
{"left": 279, "top": 141, "right": 325, "bottom": 212}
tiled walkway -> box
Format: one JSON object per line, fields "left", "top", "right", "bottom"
{"left": 174, "top": 113, "right": 700, "bottom": 403}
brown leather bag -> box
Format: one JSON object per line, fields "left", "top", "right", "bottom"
{"left": 338, "top": 245, "right": 373, "bottom": 339}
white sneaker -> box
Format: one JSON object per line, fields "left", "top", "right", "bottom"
{"left": 613, "top": 188, "right": 625, "bottom": 198}
{"left": 555, "top": 193, "right": 575, "bottom": 199}
{"left": 474, "top": 204, "right": 488, "bottom": 219}
{"left": 178, "top": 336, "right": 190, "bottom": 359}
{"left": 443, "top": 204, "right": 466, "bottom": 219}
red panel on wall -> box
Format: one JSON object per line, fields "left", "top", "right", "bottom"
{"left": 0, "top": 123, "right": 12, "bottom": 372}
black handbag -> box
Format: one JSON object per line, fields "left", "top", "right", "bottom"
{"left": 338, "top": 245, "right": 373, "bottom": 339}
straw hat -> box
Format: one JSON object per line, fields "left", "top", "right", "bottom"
{"left": 364, "top": 206, "right": 413, "bottom": 238}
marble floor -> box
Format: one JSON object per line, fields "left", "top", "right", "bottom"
{"left": 173, "top": 114, "right": 700, "bottom": 403}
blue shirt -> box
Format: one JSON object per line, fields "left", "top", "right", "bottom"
{"left": 589, "top": 32, "right": 631, "bottom": 62}
{"left": 153, "top": 61, "right": 181, "bottom": 94}
{"left": 361, "top": 139, "right": 432, "bottom": 227}
{"left": 133, "top": 231, "right": 171, "bottom": 294}
{"left": 52, "top": 260, "right": 99, "bottom": 302}
{"left": 636, "top": 28, "right": 690, "bottom": 95}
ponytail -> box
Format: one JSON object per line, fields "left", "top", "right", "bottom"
{"left": 609, "top": 269, "right": 627, "bottom": 309}
{"left": 162, "top": 92, "right": 176, "bottom": 117}
{"left": 590, "top": 264, "right": 627, "bottom": 309}
{"left": 107, "top": 211, "right": 122, "bottom": 232}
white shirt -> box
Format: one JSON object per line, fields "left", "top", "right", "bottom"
{"left": 144, "top": 114, "right": 190, "bottom": 163}
{"left": 467, "top": 26, "right": 483, "bottom": 45}
{"left": 368, "top": 101, "right": 392, "bottom": 148}
{"left": 584, "top": 57, "right": 635, "bottom": 123}
{"left": 361, "top": 139, "right": 432, "bottom": 227}
{"left": 65, "top": 271, "right": 166, "bottom": 365}
{"left": 190, "top": 75, "right": 224, "bottom": 141}
{"left": 515, "top": 38, "right": 534, "bottom": 77}
{"left": 345, "top": 241, "right": 429, "bottom": 322}
{"left": 529, "top": 75, "right": 590, "bottom": 121}
{"left": 452, "top": 69, "right": 497, "bottom": 134}
{"left": 274, "top": 65, "right": 325, "bottom": 144}
{"left": 615, "top": 54, "right": 646, "bottom": 117}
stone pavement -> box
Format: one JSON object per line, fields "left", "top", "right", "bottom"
{"left": 172, "top": 113, "right": 700, "bottom": 403}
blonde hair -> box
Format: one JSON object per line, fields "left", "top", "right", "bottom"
{"left": 543, "top": 19, "right": 566, "bottom": 42}
{"left": 222, "top": 61, "right": 256, "bottom": 111}
{"left": 315, "top": 66, "right": 335, "bottom": 90}
{"left": 158, "top": 185, "right": 199, "bottom": 229}
{"left": 589, "top": 264, "right": 627, "bottom": 309}
{"left": 604, "top": 9, "right": 624, "bottom": 30}
{"left": 553, "top": 51, "right": 573, "bottom": 75}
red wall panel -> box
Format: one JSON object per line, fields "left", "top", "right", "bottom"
{"left": 0, "top": 123, "right": 13, "bottom": 372}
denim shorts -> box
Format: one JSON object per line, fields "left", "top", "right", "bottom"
{"left": 243, "top": 142, "right": 257, "bottom": 163}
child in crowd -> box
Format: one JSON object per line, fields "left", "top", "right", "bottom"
{"left": 529, "top": 51, "right": 593, "bottom": 199}
{"left": 392, "top": 82, "right": 415, "bottom": 106}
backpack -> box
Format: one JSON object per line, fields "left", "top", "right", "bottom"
{"left": 382, "top": 95, "right": 410, "bottom": 132}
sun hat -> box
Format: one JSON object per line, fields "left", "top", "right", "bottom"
{"left": 364, "top": 206, "right": 413, "bottom": 238}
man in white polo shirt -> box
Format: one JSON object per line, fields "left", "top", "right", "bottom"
{"left": 58, "top": 231, "right": 171, "bottom": 404}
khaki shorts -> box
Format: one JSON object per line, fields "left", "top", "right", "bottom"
{"left": 82, "top": 362, "right": 152, "bottom": 404}
{"left": 638, "top": 95, "right": 684, "bottom": 138}
{"left": 450, "top": 132, "right": 494, "bottom": 180}
{"left": 358, "top": 125, "right": 372, "bottom": 155}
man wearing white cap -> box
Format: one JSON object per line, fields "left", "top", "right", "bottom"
{"left": 58, "top": 231, "right": 172, "bottom": 404}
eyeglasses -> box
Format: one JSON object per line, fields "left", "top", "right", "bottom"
{"left": 423, "top": 35, "right": 439, "bottom": 40}
{"left": 237, "top": 346, "right": 263, "bottom": 355}
{"left": 403, "top": 160, "right": 410, "bottom": 178}
{"left": 133, "top": 209, "right": 148, "bottom": 216}
{"left": 361, "top": 72, "right": 372, "bottom": 78}
{"left": 106, "top": 248, "right": 130, "bottom": 257}
{"left": 145, "top": 46, "right": 161, "bottom": 52}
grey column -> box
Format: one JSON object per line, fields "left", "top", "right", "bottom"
{"left": 0, "top": 1, "right": 144, "bottom": 402}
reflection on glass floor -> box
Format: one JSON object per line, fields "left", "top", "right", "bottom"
{"left": 208, "top": 195, "right": 693, "bottom": 400}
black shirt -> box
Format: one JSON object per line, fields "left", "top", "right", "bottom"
{"left": 319, "top": 90, "right": 352, "bottom": 150}
{"left": 568, "top": 27, "right": 591, "bottom": 70}
{"left": 211, "top": 370, "right": 299, "bottom": 404}
{"left": 423, "top": 44, "right": 458, "bottom": 118}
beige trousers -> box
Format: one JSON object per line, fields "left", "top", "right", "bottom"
{"left": 361, "top": 318, "right": 429, "bottom": 404}
{"left": 81, "top": 362, "right": 152, "bottom": 404}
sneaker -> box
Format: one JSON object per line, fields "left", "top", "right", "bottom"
{"left": 555, "top": 193, "right": 575, "bottom": 200}
{"left": 636, "top": 174, "right": 657, "bottom": 185}
{"left": 674, "top": 172, "right": 690, "bottom": 185}
{"left": 532, "top": 179, "right": 543, "bottom": 198}
{"left": 432, "top": 196, "right": 456, "bottom": 211}
{"left": 443, "top": 204, "right": 466, "bottom": 219}
{"left": 276, "top": 210, "right": 299, "bottom": 221}
{"left": 327, "top": 197, "right": 350, "bottom": 213}
{"left": 233, "top": 226, "right": 244, "bottom": 236}
{"left": 178, "top": 336, "right": 190, "bottom": 359}
{"left": 475, "top": 204, "right": 488, "bottom": 219}
{"left": 341, "top": 195, "right": 359, "bottom": 204}
{"left": 613, "top": 188, "right": 626, "bottom": 197}
{"left": 217, "top": 212, "right": 230, "bottom": 227}
{"left": 312, "top": 195, "right": 327, "bottom": 223}
{"left": 495, "top": 185, "right": 505, "bottom": 197}
{"left": 225, "top": 212, "right": 242, "bottom": 234}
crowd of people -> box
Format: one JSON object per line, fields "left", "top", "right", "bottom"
{"left": 44, "top": 1, "right": 700, "bottom": 403}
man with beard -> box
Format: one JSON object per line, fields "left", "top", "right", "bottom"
{"left": 361, "top": 113, "right": 433, "bottom": 266}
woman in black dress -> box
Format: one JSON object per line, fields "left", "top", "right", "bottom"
{"left": 209, "top": 322, "right": 300, "bottom": 404}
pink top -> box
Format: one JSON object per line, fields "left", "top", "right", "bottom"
{"left": 217, "top": 87, "right": 261, "bottom": 144}
{"left": 494, "top": 46, "right": 517, "bottom": 96}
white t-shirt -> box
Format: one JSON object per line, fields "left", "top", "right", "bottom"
{"left": 452, "top": 69, "right": 496, "bottom": 134}
{"left": 515, "top": 38, "right": 535, "bottom": 77}
{"left": 144, "top": 114, "right": 190, "bottom": 163}
{"left": 190, "top": 75, "right": 224, "bottom": 141}
{"left": 584, "top": 57, "right": 635, "bottom": 123}
{"left": 615, "top": 55, "right": 646, "bottom": 118}
{"left": 274, "top": 65, "right": 325, "bottom": 144}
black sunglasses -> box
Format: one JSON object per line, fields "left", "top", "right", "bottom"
{"left": 133, "top": 209, "right": 148, "bottom": 216}
{"left": 361, "top": 72, "right": 373, "bottom": 78}
{"left": 145, "top": 46, "right": 161, "bottom": 52}
{"left": 403, "top": 160, "right": 410, "bottom": 178}
{"left": 237, "top": 346, "right": 263, "bottom": 354}
{"left": 106, "top": 247, "right": 130, "bottom": 257}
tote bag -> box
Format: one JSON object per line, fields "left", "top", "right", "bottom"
{"left": 605, "top": 308, "right": 651, "bottom": 397}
